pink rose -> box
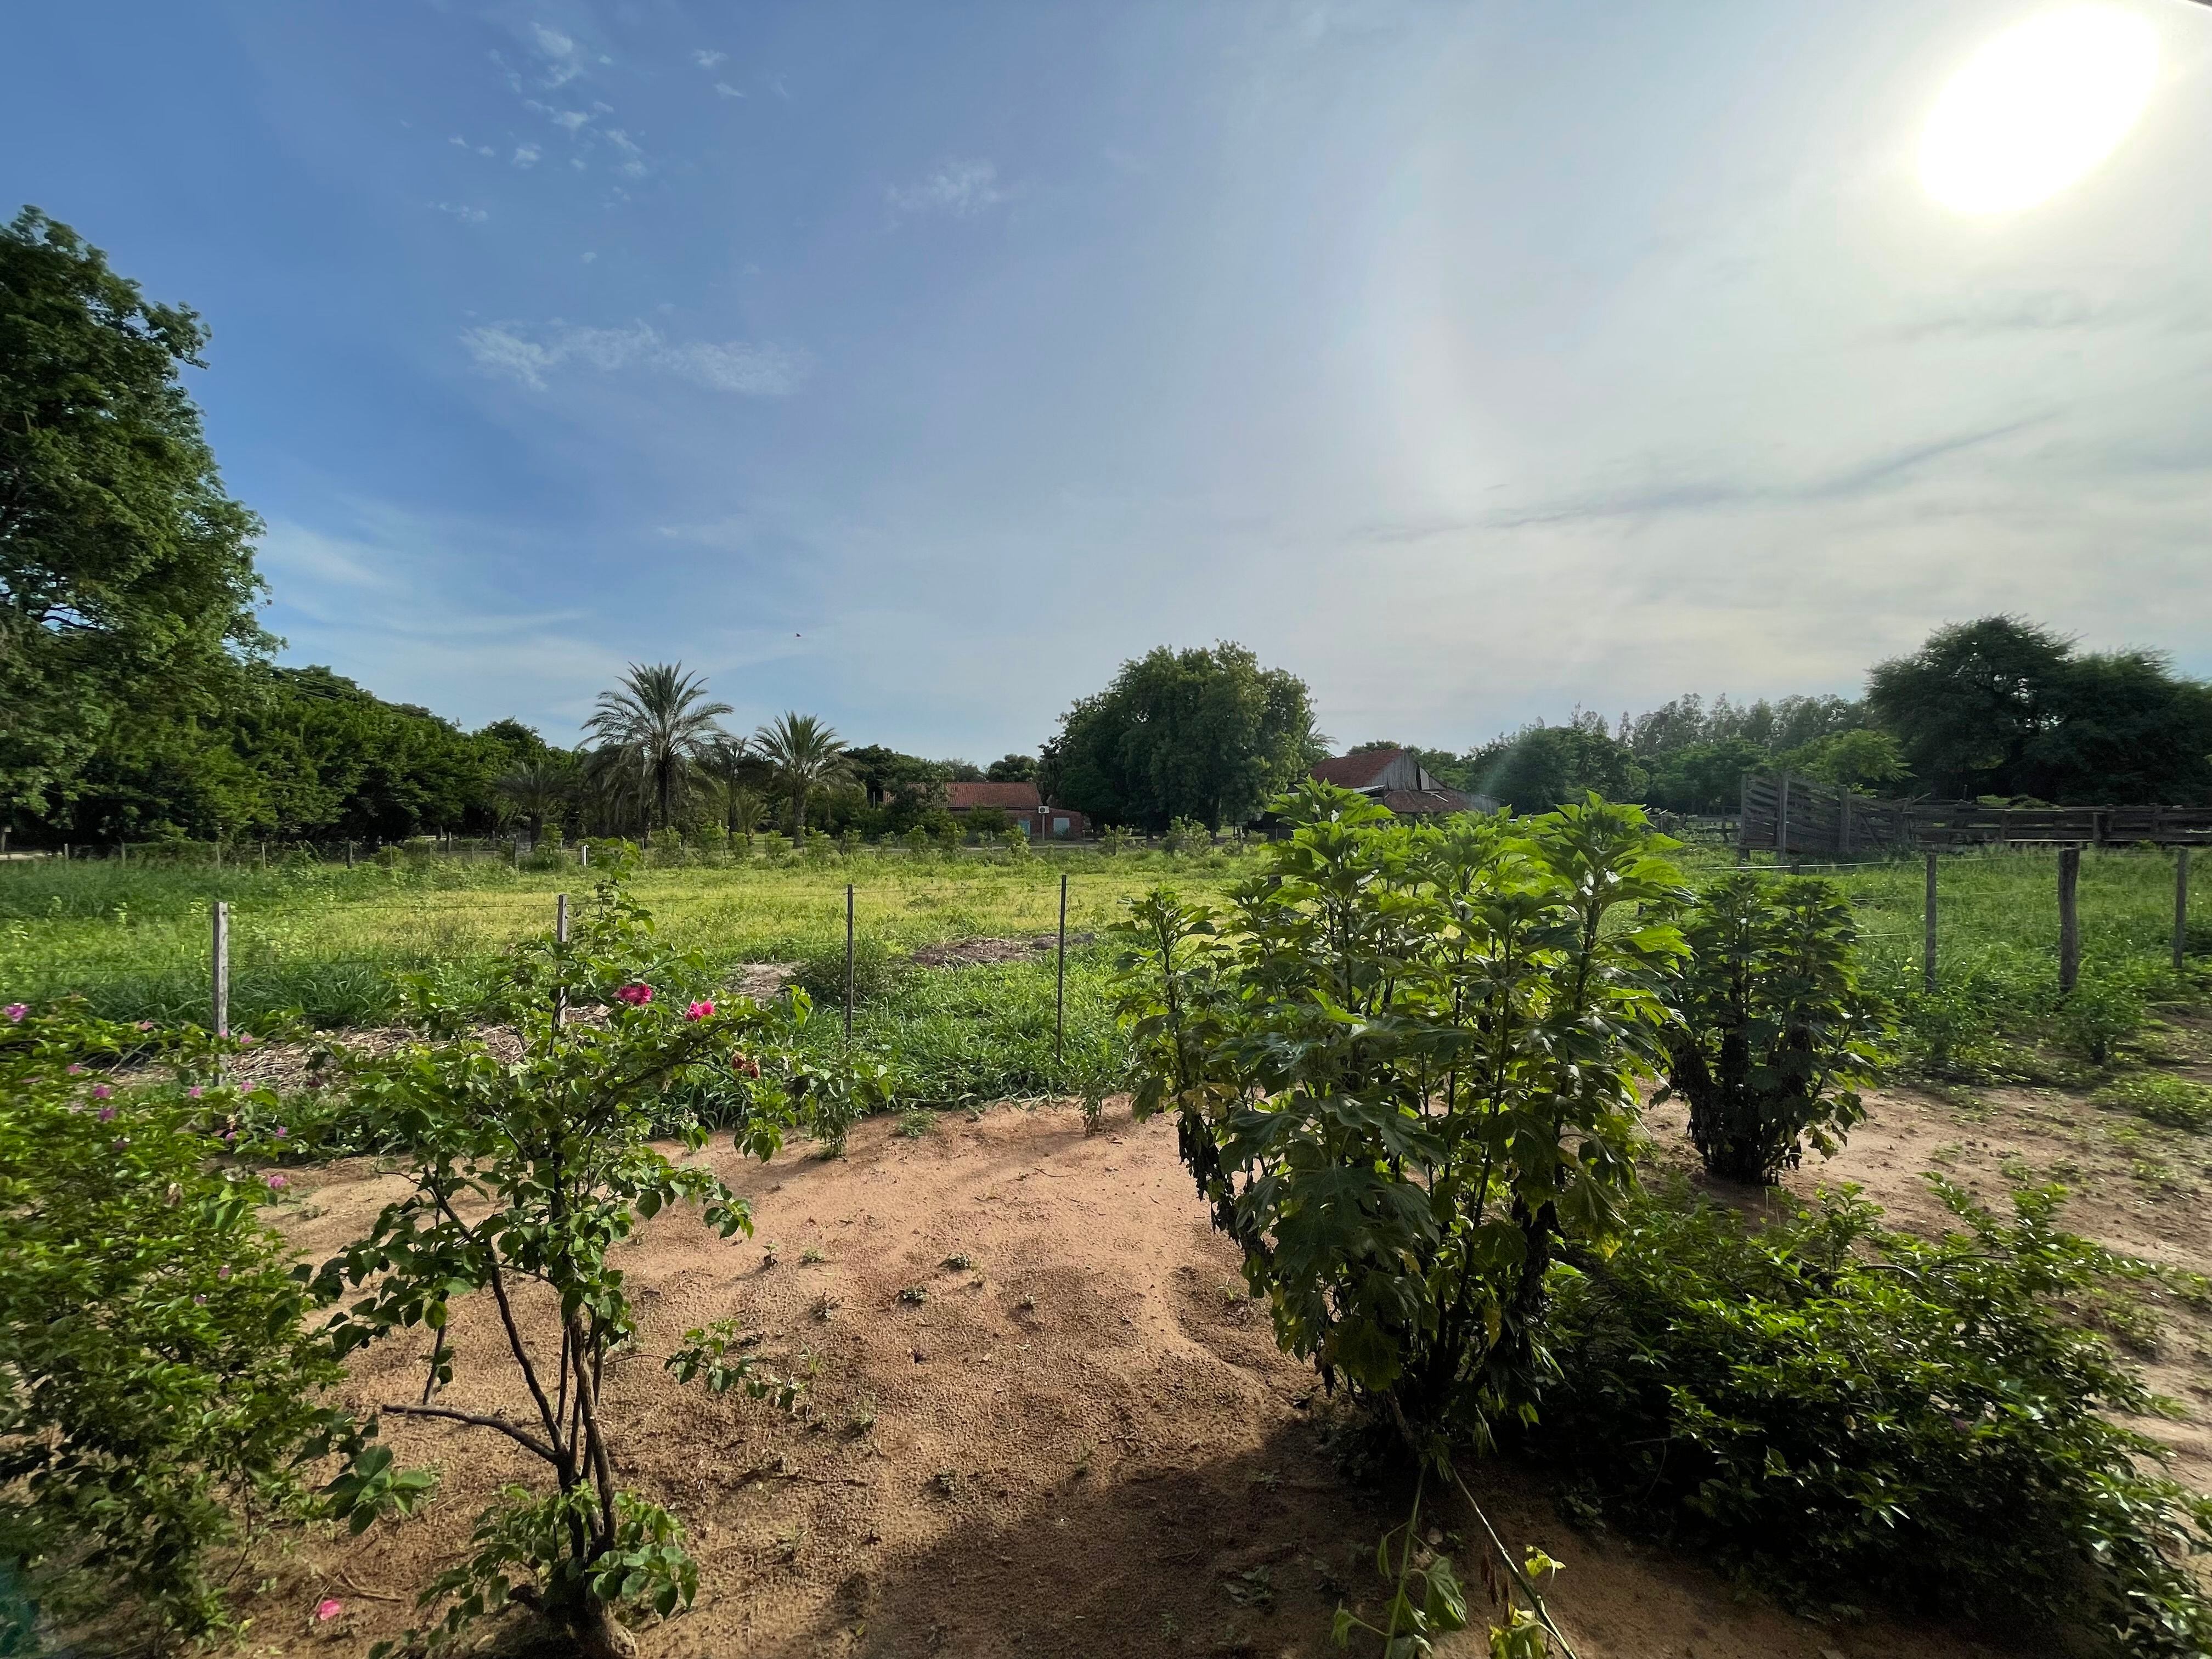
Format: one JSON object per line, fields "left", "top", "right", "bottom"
{"left": 3, "top": 1003, "right": 25, "bottom": 1023}
{"left": 264, "top": 1171, "right": 288, "bottom": 1191}
{"left": 686, "top": 1000, "right": 714, "bottom": 1021}
{"left": 616, "top": 984, "right": 653, "bottom": 1006}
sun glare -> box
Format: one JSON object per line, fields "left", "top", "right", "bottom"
{"left": 1920, "top": 5, "right": 2157, "bottom": 215}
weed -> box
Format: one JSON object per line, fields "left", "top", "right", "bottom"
{"left": 941, "top": 1252, "right": 974, "bottom": 1272}
{"left": 845, "top": 1396, "right": 877, "bottom": 1435}
{"left": 931, "top": 1469, "right": 957, "bottom": 1498}
{"left": 1072, "top": 1438, "right": 1096, "bottom": 1477}
{"left": 897, "top": 1285, "right": 928, "bottom": 1306}
{"left": 760, "top": 1238, "right": 782, "bottom": 1267}
{"left": 1222, "top": 1565, "right": 1274, "bottom": 1611}
{"left": 2094, "top": 1072, "right": 2212, "bottom": 1132}
{"left": 894, "top": 1109, "right": 936, "bottom": 1139}
{"left": 799, "top": 1245, "right": 828, "bottom": 1265}
{"left": 811, "top": 1294, "right": 841, "bottom": 1322}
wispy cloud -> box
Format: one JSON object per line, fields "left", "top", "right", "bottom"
{"left": 431, "top": 201, "right": 489, "bottom": 224}
{"left": 691, "top": 48, "right": 726, "bottom": 70}
{"left": 449, "top": 134, "right": 494, "bottom": 157}
{"left": 512, "top": 143, "right": 540, "bottom": 168}
{"left": 530, "top": 22, "right": 585, "bottom": 87}
{"left": 461, "top": 321, "right": 812, "bottom": 397}
{"left": 887, "top": 157, "right": 1011, "bottom": 219}
{"left": 714, "top": 82, "right": 744, "bottom": 100}
{"left": 604, "top": 129, "right": 647, "bottom": 178}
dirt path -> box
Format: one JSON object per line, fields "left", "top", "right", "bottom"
{"left": 251, "top": 1100, "right": 2062, "bottom": 1658}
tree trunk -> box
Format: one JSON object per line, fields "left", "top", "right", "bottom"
{"left": 571, "top": 1597, "right": 637, "bottom": 1659}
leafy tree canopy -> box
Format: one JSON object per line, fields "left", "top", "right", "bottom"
{"left": 1463, "top": 716, "right": 1647, "bottom": 814}
{"left": 1039, "top": 641, "right": 1323, "bottom": 830}
{"left": 984, "top": 752, "right": 1037, "bottom": 782}
{"left": 1, "top": 207, "right": 269, "bottom": 820}
{"left": 1867, "top": 616, "right": 2212, "bottom": 804}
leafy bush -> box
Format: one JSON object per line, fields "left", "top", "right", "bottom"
{"left": 1663, "top": 872, "right": 1886, "bottom": 1183}
{"left": 314, "top": 873, "right": 828, "bottom": 1657}
{"left": 1112, "top": 784, "right": 1683, "bottom": 1445}
{"left": 2055, "top": 974, "right": 2148, "bottom": 1067}
{"left": 1096, "top": 824, "right": 1132, "bottom": 856}
{"left": 0, "top": 1001, "right": 353, "bottom": 1650}
{"left": 1163, "top": 816, "right": 1210, "bottom": 856}
{"left": 789, "top": 935, "right": 903, "bottom": 1007}
{"left": 1540, "top": 1180, "right": 2212, "bottom": 1656}
{"left": 2094, "top": 1071, "right": 2212, "bottom": 1131}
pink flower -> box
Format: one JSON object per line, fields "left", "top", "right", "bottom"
{"left": 91, "top": 1084, "right": 112, "bottom": 1101}
{"left": 136, "top": 1020, "right": 154, "bottom": 1031}
{"left": 66, "top": 1065, "right": 84, "bottom": 1076}
{"left": 272, "top": 1125, "right": 287, "bottom": 1138}
{"left": 313, "top": 1598, "right": 344, "bottom": 1624}
{"left": 97, "top": 1107, "right": 117, "bottom": 1124}
{"left": 616, "top": 984, "right": 653, "bottom": 1007}
{"left": 187, "top": 1087, "right": 203, "bottom": 1099}
{"left": 3, "top": 1003, "right": 25, "bottom": 1023}
{"left": 685, "top": 1000, "right": 714, "bottom": 1021}
{"left": 264, "top": 1171, "right": 289, "bottom": 1191}
{"left": 194, "top": 1294, "right": 207, "bottom": 1306}
{"left": 217, "top": 1264, "right": 231, "bottom": 1279}
{"left": 237, "top": 1035, "right": 256, "bottom": 1048}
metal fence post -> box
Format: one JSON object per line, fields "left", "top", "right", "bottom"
{"left": 2058, "top": 845, "right": 2082, "bottom": 995}
{"left": 1056, "top": 872, "right": 1069, "bottom": 1064}
{"left": 2176, "top": 847, "right": 2191, "bottom": 975}
{"left": 211, "top": 901, "right": 230, "bottom": 1039}
{"left": 1923, "top": 851, "right": 1938, "bottom": 992}
{"left": 844, "top": 883, "right": 856, "bottom": 1044}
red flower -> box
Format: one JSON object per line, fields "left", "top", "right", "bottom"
{"left": 685, "top": 1000, "right": 714, "bottom": 1021}
{"left": 616, "top": 984, "right": 654, "bottom": 1007}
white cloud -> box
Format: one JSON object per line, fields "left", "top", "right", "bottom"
{"left": 887, "top": 157, "right": 1011, "bottom": 219}
{"left": 512, "top": 143, "right": 541, "bottom": 168}
{"left": 431, "top": 202, "right": 489, "bottom": 224}
{"left": 531, "top": 22, "right": 584, "bottom": 86}
{"left": 605, "top": 129, "right": 648, "bottom": 177}
{"left": 691, "top": 48, "right": 726, "bottom": 69}
{"left": 461, "top": 321, "right": 811, "bottom": 397}
{"left": 714, "top": 82, "right": 744, "bottom": 99}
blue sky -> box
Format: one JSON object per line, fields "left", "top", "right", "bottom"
{"left": 7, "top": 2, "right": 2210, "bottom": 757}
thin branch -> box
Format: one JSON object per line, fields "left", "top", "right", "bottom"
{"left": 432, "top": 1189, "right": 566, "bottom": 1455}
{"left": 380, "top": 1402, "right": 558, "bottom": 1464}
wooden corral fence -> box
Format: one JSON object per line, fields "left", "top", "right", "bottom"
{"left": 1739, "top": 772, "right": 2212, "bottom": 858}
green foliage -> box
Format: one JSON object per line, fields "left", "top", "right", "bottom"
{"left": 0, "top": 207, "right": 269, "bottom": 823}
{"left": 1541, "top": 1180, "right": 2212, "bottom": 1656}
{"left": 1663, "top": 872, "right": 1887, "bottom": 1183}
{"left": 752, "top": 711, "right": 851, "bottom": 837}
{"left": 2054, "top": 975, "right": 2148, "bottom": 1066}
{"left": 1867, "top": 615, "right": 2212, "bottom": 804}
{"left": 1775, "top": 727, "right": 1910, "bottom": 792}
{"left": 313, "top": 871, "right": 821, "bottom": 1653}
{"left": 1163, "top": 816, "right": 1211, "bottom": 856}
{"left": 1112, "top": 783, "right": 1683, "bottom": 1443}
{"left": 1331, "top": 1493, "right": 1469, "bottom": 1657}
{"left": 583, "top": 663, "right": 732, "bottom": 836}
{"left": 0, "top": 1000, "right": 353, "bottom": 1648}
{"left": 1643, "top": 737, "right": 1768, "bottom": 815}
{"left": 1463, "top": 718, "right": 1645, "bottom": 815}
{"left": 1040, "top": 641, "right": 1324, "bottom": 831}
{"left": 2094, "top": 1071, "right": 2212, "bottom": 1131}
{"left": 1097, "top": 823, "right": 1132, "bottom": 856}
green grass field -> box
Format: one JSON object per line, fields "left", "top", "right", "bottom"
{"left": 3, "top": 836, "right": 2203, "bottom": 1103}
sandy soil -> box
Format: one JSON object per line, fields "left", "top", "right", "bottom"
{"left": 234, "top": 1074, "right": 2184, "bottom": 1659}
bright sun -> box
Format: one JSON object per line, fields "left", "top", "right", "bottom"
{"left": 1920, "top": 5, "right": 2158, "bottom": 215}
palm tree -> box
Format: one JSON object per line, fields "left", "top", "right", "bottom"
{"left": 751, "top": 712, "right": 851, "bottom": 836}
{"left": 493, "top": 759, "right": 574, "bottom": 844}
{"left": 697, "top": 737, "right": 768, "bottom": 837}
{"left": 582, "top": 664, "right": 732, "bottom": 833}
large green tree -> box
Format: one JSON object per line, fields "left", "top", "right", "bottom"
{"left": 751, "top": 712, "right": 851, "bottom": 835}
{"left": 1867, "top": 617, "right": 2212, "bottom": 803}
{"left": 583, "top": 663, "right": 732, "bottom": 833}
{"left": 1039, "top": 642, "right": 1322, "bottom": 830}
{"left": 0, "top": 207, "right": 269, "bottom": 823}
{"left": 1465, "top": 717, "right": 1647, "bottom": 814}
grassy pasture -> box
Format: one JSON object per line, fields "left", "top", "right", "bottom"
{"left": 2, "top": 836, "right": 2203, "bottom": 1103}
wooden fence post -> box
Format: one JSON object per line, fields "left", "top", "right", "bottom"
{"left": 1056, "top": 872, "right": 1069, "bottom": 1065}
{"left": 844, "top": 883, "right": 856, "bottom": 1045}
{"left": 1923, "top": 851, "right": 1938, "bottom": 992}
{"left": 1776, "top": 776, "right": 1791, "bottom": 865}
{"left": 2177, "top": 848, "right": 2192, "bottom": 975}
{"left": 2058, "top": 846, "right": 2082, "bottom": 995}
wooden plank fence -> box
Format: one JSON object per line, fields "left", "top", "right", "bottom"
{"left": 1739, "top": 772, "right": 2212, "bottom": 857}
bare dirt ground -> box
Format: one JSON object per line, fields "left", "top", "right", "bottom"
{"left": 235, "top": 1071, "right": 2193, "bottom": 1659}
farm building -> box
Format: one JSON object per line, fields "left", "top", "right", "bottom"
{"left": 1309, "top": 748, "right": 1494, "bottom": 818}
{"left": 943, "top": 781, "right": 1091, "bottom": 839}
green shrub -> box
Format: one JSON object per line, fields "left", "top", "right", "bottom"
{"left": 0, "top": 1001, "right": 356, "bottom": 1649}
{"left": 2055, "top": 975, "right": 2148, "bottom": 1066}
{"left": 1162, "top": 816, "right": 1210, "bottom": 857}
{"left": 1096, "top": 824, "right": 1132, "bottom": 856}
{"left": 1664, "top": 872, "right": 1887, "bottom": 1184}
{"left": 1113, "top": 784, "right": 1683, "bottom": 1444}
{"left": 1541, "top": 1180, "right": 2212, "bottom": 1656}
{"left": 2093, "top": 1071, "right": 2212, "bottom": 1131}
{"left": 789, "top": 935, "right": 902, "bottom": 1007}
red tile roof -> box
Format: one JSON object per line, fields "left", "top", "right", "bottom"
{"left": 945, "top": 781, "right": 1043, "bottom": 811}
{"left": 1310, "top": 749, "right": 1405, "bottom": 788}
